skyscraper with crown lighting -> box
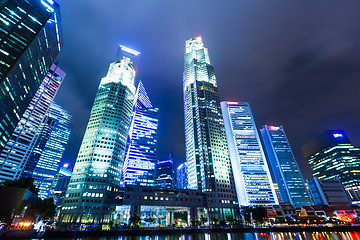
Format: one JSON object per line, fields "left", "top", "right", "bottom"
{"left": 183, "top": 37, "right": 238, "bottom": 220}
{"left": 60, "top": 45, "right": 139, "bottom": 225}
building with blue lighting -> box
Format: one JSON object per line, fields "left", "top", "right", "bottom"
{"left": 306, "top": 177, "right": 351, "bottom": 206}
{"left": 302, "top": 129, "right": 360, "bottom": 204}
{"left": 60, "top": 45, "right": 139, "bottom": 225}
{"left": 261, "top": 125, "right": 312, "bottom": 208}
{"left": 0, "top": 0, "right": 63, "bottom": 153}
{"left": 23, "top": 103, "right": 72, "bottom": 199}
{"left": 183, "top": 37, "right": 239, "bottom": 220}
{"left": 221, "top": 101, "right": 278, "bottom": 206}
{"left": 122, "top": 81, "right": 159, "bottom": 186}
{"left": 0, "top": 64, "right": 65, "bottom": 182}
{"left": 50, "top": 165, "right": 72, "bottom": 208}
{"left": 176, "top": 162, "right": 187, "bottom": 189}
{"left": 155, "top": 153, "right": 174, "bottom": 188}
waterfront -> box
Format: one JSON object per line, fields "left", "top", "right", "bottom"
{"left": 30, "top": 232, "right": 360, "bottom": 240}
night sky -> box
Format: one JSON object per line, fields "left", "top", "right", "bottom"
{"left": 54, "top": 1, "right": 360, "bottom": 179}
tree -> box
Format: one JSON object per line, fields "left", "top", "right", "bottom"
{"left": 251, "top": 206, "right": 268, "bottom": 224}
{"left": 129, "top": 216, "right": 141, "bottom": 227}
{"left": 1, "top": 177, "right": 38, "bottom": 194}
{"left": 34, "top": 198, "right": 56, "bottom": 221}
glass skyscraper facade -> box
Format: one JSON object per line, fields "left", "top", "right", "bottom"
{"left": 183, "top": 37, "right": 238, "bottom": 220}
{"left": 50, "top": 165, "right": 72, "bottom": 208}
{"left": 0, "top": 64, "right": 65, "bottom": 181}
{"left": 176, "top": 162, "right": 187, "bottom": 189}
{"left": 221, "top": 101, "right": 277, "bottom": 206}
{"left": 0, "top": 0, "right": 63, "bottom": 152}
{"left": 302, "top": 129, "right": 360, "bottom": 204}
{"left": 155, "top": 154, "right": 174, "bottom": 188}
{"left": 24, "top": 102, "right": 72, "bottom": 199}
{"left": 260, "top": 125, "right": 312, "bottom": 208}
{"left": 60, "top": 46, "right": 138, "bottom": 225}
{"left": 122, "top": 81, "right": 159, "bottom": 186}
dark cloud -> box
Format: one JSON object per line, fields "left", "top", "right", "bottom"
{"left": 54, "top": 0, "right": 360, "bottom": 179}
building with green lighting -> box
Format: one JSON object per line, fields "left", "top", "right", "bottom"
{"left": 183, "top": 37, "right": 239, "bottom": 220}
{"left": 59, "top": 45, "right": 138, "bottom": 225}
{"left": 302, "top": 129, "right": 360, "bottom": 204}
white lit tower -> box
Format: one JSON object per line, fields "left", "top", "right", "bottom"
{"left": 59, "top": 46, "right": 139, "bottom": 225}
{"left": 221, "top": 101, "right": 278, "bottom": 206}
{"left": 183, "top": 37, "right": 239, "bottom": 220}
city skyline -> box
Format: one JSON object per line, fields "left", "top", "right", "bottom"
{"left": 53, "top": 1, "right": 360, "bottom": 181}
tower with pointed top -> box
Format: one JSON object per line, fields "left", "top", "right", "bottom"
{"left": 60, "top": 45, "right": 138, "bottom": 225}
{"left": 183, "top": 37, "right": 239, "bottom": 220}
{"left": 122, "top": 81, "right": 159, "bottom": 186}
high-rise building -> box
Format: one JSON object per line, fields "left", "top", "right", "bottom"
{"left": 183, "top": 37, "right": 238, "bottom": 220}
{"left": 306, "top": 177, "right": 351, "bottom": 206}
{"left": 0, "top": 64, "right": 65, "bottom": 182}
{"left": 0, "top": 0, "right": 63, "bottom": 152}
{"left": 24, "top": 103, "right": 72, "bottom": 199}
{"left": 176, "top": 162, "right": 187, "bottom": 189}
{"left": 302, "top": 129, "right": 360, "bottom": 204}
{"left": 260, "top": 125, "right": 312, "bottom": 208}
{"left": 221, "top": 101, "right": 277, "bottom": 206}
{"left": 155, "top": 153, "right": 174, "bottom": 188}
{"left": 60, "top": 46, "right": 138, "bottom": 225}
{"left": 50, "top": 164, "right": 72, "bottom": 207}
{"left": 122, "top": 81, "right": 159, "bottom": 186}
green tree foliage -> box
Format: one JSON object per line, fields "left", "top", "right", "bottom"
{"left": 129, "top": 216, "right": 141, "bottom": 227}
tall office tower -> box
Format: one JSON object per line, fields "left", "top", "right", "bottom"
{"left": 50, "top": 164, "right": 72, "bottom": 207}
{"left": 302, "top": 130, "right": 360, "bottom": 204}
{"left": 121, "top": 81, "right": 159, "bottom": 186}
{"left": 260, "top": 125, "right": 312, "bottom": 208}
{"left": 60, "top": 46, "right": 139, "bottom": 225}
{"left": 306, "top": 177, "right": 351, "bottom": 206}
{"left": 0, "top": 0, "right": 63, "bottom": 153}
{"left": 155, "top": 153, "right": 174, "bottom": 188}
{"left": 23, "top": 103, "right": 72, "bottom": 199}
{"left": 221, "top": 101, "right": 278, "bottom": 206}
{"left": 176, "top": 162, "right": 187, "bottom": 189}
{"left": 0, "top": 64, "right": 65, "bottom": 181}
{"left": 183, "top": 37, "right": 238, "bottom": 220}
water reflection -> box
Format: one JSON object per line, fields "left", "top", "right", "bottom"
{"left": 34, "top": 232, "right": 360, "bottom": 240}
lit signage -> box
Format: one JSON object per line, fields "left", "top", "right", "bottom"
{"left": 226, "top": 101, "right": 239, "bottom": 105}
{"left": 333, "top": 133, "right": 343, "bottom": 138}
{"left": 269, "top": 126, "right": 280, "bottom": 131}
{"left": 119, "top": 45, "right": 140, "bottom": 56}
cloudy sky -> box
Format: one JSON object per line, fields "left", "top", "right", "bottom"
{"left": 55, "top": 0, "right": 360, "bottom": 179}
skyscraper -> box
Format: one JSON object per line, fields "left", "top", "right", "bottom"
{"left": 302, "top": 129, "right": 360, "bottom": 204}
{"left": 261, "top": 125, "right": 312, "bottom": 208}
{"left": 176, "top": 162, "right": 187, "bottom": 189}
{"left": 122, "top": 81, "right": 159, "bottom": 186}
{"left": 50, "top": 164, "right": 72, "bottom": 208}
{"left": 306, "top": 177, "right": 351, "bottom": 206}
{"left": 155, "top": 153, "right": 174, "bottom": 188}
{"left": 60, "top": 46, "right": 138, "bottom": 225}
{"left": 183, "top": 37, "right": 238, "bottom": 220}
{"left": 0, "top": 0, "right": 63, "bottom": 152}
{"left": 221, "top": 101, "right": 277, "bottom": 206}
{"left": 0, "top": 64, "right": 65, "bottom": 181}
{"left": 24, "top": 103, "right": 72, "bottom": 199}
